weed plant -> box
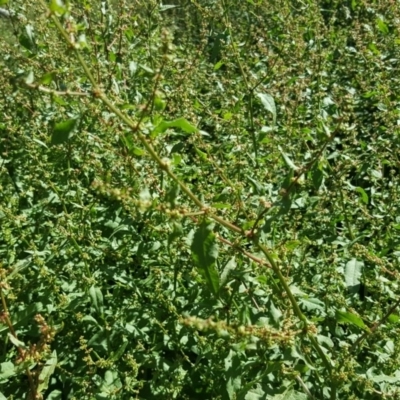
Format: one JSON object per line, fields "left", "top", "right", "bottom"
{"left": 1, "top": 0, "right": 400, "bottom": 399}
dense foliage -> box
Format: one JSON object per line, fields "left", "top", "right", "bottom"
{"left": 1, "top": 0, "right": 400, "bottom": 399}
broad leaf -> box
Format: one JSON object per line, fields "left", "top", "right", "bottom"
{"left": 256, "top": 92, "right": 276, "bottom": 125}
{"left": 51, "top": 118, "right": 78, "bottom": 145}
{"left": 344, "top": 258, "right": 363, "bottom": 291}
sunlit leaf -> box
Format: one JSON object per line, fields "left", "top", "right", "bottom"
{"left": 150, "top": 118, "right": 197, "bottom": 138}
{"left": 356, "top": 187, "right": 369, "bottom": 204}
{"left": 256, "top": 93, "right": 276, "bottom": 125}
{"left": 37, "top": 351, "right": 57, "bottom": 394}
{"left": 278, "top": 146, "right": 299, "bottom": 170}
{"left": 336, "top": 310, "right": 369, "bottom": 331}
{"left": 344, "top": 258, "right": 363, "bottom": 290}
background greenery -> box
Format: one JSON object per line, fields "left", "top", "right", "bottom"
{"left": 1, "top": 0, "right": 400, "bottom": 399}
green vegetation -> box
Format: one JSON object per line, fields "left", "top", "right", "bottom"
{"left": 1, "top": 0, "right": 400, "bottom": 398}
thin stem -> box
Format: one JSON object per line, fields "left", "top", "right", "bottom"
{"left": 255, "top": 241, "right": 333, "bottom": 373}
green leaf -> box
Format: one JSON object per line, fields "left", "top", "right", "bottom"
{"left": 25, "top": 70, "right": 34, "bottom": 84}
{"left": 270, "top": 389, "right": 308, "bottom": 399}
{"left": 244, "top": 384, "right": 265, "bottom": 400}
{"left": 311, "top": 165, "right": 324, "bottom": 190}
{"left": 0, "top": 303, "right": 43, "bottom": 333}
{"left": 51, "top": 118, "right": 78, "bottom": 145}
{"left": 109, "top": 339, "right": 128, "bottom": 362}
{"left": 299, "top": 296, "right": 325, "bottom": 312}
{"left": 195, "top": 147, "right": 208, "bottom": 161}
{"left": 246, "top": 175, "right": 264, "bottom": 194}
{"left": 49, "top": 0, "right": 67, "bottom": 15}
{"left": 227, "top": 376, "right": 241, "bottom": 400}
{"left": 89, "top": 286, "right": 104, "bottom": 315}
{"left": 220, "top": 257, "right": 236, "bottom": 286}
{"left": 336, "top": 310, "right": 369, "bottom": 331}
{"left": 376, "top": 18, "right": 389, "bottom": 35}
{"left": 154, "top": 96, "right": 166, "bottom": 111}
{"left": 150, "top": 118, "right": 197, "bottom": 138}
{"left": 165, "top": 183, "right": 180, "bottom": 208}
{"left": 0, "top": 391, "right": 7, "bottom": 400}
{"left": 256, "top": 92, "right": 276, "bottom": 125}
{"left": 388, "top": 314, "right": 399, "bottom": 323}
{"left": 8, "top": 333, "right": 28, "bottom": 350}
{"left": 39, "top": 72, "right": 56, "bottom": 86}
{"left": 37, "top": 350, "right": 57, "bottom": 394}
{"left": 168, "top": 222, "right": 183, "bottom": 246}
{"left": 269, "top": 300, "right": 282, "bottom": 323}
{"left": 191, "top": 222, "right": 219, "bottom": 295}
{"left": 345, "top": 258, "right": 363, "bottom": 290}
{"left": 0, "top": 361, "right": 15, "bottom": 380}
{"left": 214, "top": 60, "right": 225, "bottom": 71}
{"left": 278, "top": 146, "right": 299, "bottom": 170}
{"left": 46, "top": 390, "right": 62, "bottom": 400}
{"left": 356, "top": 187, "right": 369, "bottom": 204}
{"left": 371, "top": 373, "right": 400, "bottom": 384}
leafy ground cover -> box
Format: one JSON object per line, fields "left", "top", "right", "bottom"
{"left": 1, "top": 0, "right": 400, "bottom": 399}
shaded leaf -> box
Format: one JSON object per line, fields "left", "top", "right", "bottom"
{"left": 191, "top": 222, "right": 219, "bottom": 295}
{"left": 51, "top": 118, "right": 78, "bottom": 145}
{"left": 89, "top": 286, "right": 104, "bottom": 315}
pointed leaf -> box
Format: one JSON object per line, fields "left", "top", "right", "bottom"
{"left": 89, "top": 286, "right": 104, "bottom": 315}
{"left": 220, "top": 257, "right": 236, "bottom": 286}
{"left": 356, "top": 187, "right": 369, "bottom": 204}
{"left": 150, "top": 118, "right": 197, "bottom": 138}
{"left": 191, "top": 222, "right": 219, "bottom": 295}
{"left": 49, "top": 0, "right": 67, "bottom": 15}
{"left": 278, "top": 146, "right": 299, "bottom": 170}
{"left": 336, "top": 310, "right": 369, "bottom": 331}
{"left": 37, "top": 350, "right": 57, "bottom": 394}
{"left": 8, "top": 333, "right": 28, "bottom": 350}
